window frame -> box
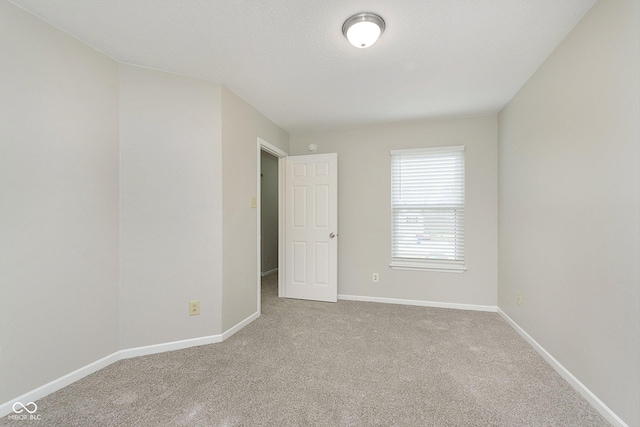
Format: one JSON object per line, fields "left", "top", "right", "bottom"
{"left": 389, "top": 146, "right": 467, "bottom": 273}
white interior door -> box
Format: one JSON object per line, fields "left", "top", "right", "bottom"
{"left": 285, "top": 153, "right": 338, "bottom": 302}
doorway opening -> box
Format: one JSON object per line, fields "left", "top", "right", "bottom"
{"left": 256, "top": 138, "right": 287, "bottom": 315}
{"left": 260, "top": 150, "right": 279, "bottom": 278}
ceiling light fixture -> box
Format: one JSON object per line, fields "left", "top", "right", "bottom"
{"left": 342, "top": 13, "right": 385, "bottom": 49}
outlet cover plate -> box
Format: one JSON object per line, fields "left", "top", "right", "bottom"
{"left": 189, "top": 300, "right": 200, "bottom": 316}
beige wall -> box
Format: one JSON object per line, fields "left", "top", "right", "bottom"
{"left": 261, "top": 151, "right": 279, "bottom": 274}
{"left": 0, "top": 1, "right": 120, "bottom": 403}
{"left": 221, "top": 87, "right": 289, "bottom": 330}
{"left": 290, "top": 115, "right": 498, "bottom": 306}
{"left": 119, "top": 64, "right": 223, "bottom": 347}
{"left": 498, "top": 0, "right": 640, "bottom": 424}
{"left": 0, "top": 0, "right": 289, "bottom": 406}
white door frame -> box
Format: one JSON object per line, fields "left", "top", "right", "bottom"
{"left": 257, "top": 137, "right": 288, "bottom": 314}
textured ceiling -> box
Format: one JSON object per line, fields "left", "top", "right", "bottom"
{"left": 10, "top": 0, "right": 596, "bottom": 133}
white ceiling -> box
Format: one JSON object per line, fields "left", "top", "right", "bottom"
{"left": 10, "top": 0, "right": 596, "bottom": 134}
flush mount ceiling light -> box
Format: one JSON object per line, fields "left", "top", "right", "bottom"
{"left": 342, "top": 12, "right": 385, "bottom": 49}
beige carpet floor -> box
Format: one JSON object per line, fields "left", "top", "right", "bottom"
{"left": 2, "top": 274, "right": 609, "bottom": 426}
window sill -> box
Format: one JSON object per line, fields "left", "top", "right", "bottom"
{"left": 389, "top": 261, "right": 467, "bottom": 273}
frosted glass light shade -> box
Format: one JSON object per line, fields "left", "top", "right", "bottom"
{"left": 342, "top": 13, "right": 385, "bottom": 49}
{"left": 346, "top": 21, "right": 381, "bottom": 48}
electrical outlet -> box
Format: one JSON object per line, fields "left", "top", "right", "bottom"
{"left": 372, "top": 273, "right": 379, "bottom": 283}
{"left": 189, "top": 300, "right": 200, "bottom": 316}
{"left": 266, "top": 255, "right": 270, "bottom": 263}
{"left": 516, "top": 293, "right": 522, "bottom": 306}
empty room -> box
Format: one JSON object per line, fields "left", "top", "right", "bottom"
{"left": 1, "top": 0, "right": 638, "bottom": 426}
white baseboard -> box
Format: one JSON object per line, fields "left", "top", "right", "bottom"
{"left": 0, "top": 351, "right": 120, "bottom": 417}
{"left": 0, "top": 312, "right": 260, "bottom": 417}
{"left": 222, "top": 311, "right": 260, "bottom": 341}
{"left": 497, "top": 308, "right": 628, "bottom": 427}
{"left": 119, "top": 311, "right": 260, "bottom": 359}
{"left": 119, "top": 334, "right": 223, "bottom": 360}
{"left": 260, "top": 268, "right": 278, "bottom": 277}
{"left": 338, "top": 294, "right": 497, "bottom": 312}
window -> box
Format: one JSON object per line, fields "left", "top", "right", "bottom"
{"left": 390, "top": 146, "right": 466, "bottom": 272}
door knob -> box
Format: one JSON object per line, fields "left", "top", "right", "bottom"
{"left": 330, "top": 232, "right": 336, "bottom": 238}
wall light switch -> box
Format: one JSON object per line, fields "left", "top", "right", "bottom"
{"left": 250, "top": 197, "right": 257, "bottom": 208}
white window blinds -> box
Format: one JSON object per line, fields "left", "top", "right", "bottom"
{"left": 390, "top": 146, "right": 466, "bottom": 271}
